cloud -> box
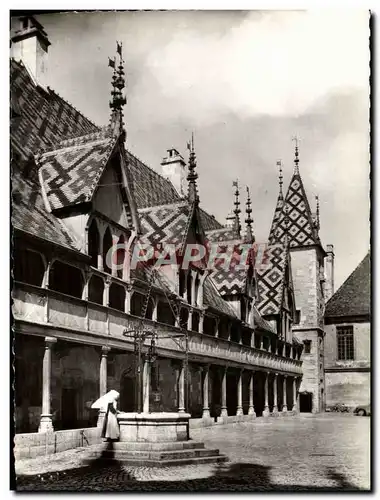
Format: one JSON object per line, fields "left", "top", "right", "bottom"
{"left": 140, "top": 10, "right": 369, "bottom": 126}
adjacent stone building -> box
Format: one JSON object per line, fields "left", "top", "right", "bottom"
{"left": 324, "top": 252, "right": 370, "bottom": 410}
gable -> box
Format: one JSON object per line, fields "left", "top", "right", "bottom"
{"left": 93, "top": 159, "right": 130, "bottom": 228}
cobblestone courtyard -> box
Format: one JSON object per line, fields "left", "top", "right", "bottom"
{"left": 14, "top": 414, "right": 370, "bottom": 492}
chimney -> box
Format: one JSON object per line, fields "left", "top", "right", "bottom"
{"left": 161, "top": 148, "right": 186, "bottom": 197}
{"left": 10, "top": 16, "right": 50, "bottom": 89}
{"left": 325, "top": 244, "right": 335, "bottom": 301}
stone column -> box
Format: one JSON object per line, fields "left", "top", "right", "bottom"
{"left": 99, "top": 346, "right": 110, "bottom": 396}
{"left": 282, "top": 375, "right": 288, "bottom": 413}
{"left": 143, "top": 358, "right": 150, "bottom": 413}
{"left": 199, "top": 312, "right": 205, "bottom": 334}
{"left": 263, "top": 371, "right": 270, "bottom": 417}
{"left": 38, "top": 336, "right": 57, "bottom": 433}
{"left": 220, "top": 366, "right": 228, "bottom": 418}
{"left": 202, "top": 365, "right": 211, "bottom": 419}
{"left": 292, "top": 376, "right": 299, "bottom": 413}
{"left": 248, "top": 371, "right": 256, "bottom": 416}
{"left": 236, "top": 369, "right": 243, "bottom": 416}
{"left": 98, "top": 237, "right": 104, "bottom": 271}
{"left": 178, "top": 361, "right": 185, "bottom": 413}
{"left": 273, "top": 373, "right": 279, "bottom": 415}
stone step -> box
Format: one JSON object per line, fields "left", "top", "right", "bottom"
{"left": 88, "top": 447, "right": 221, "bottom": 461}
{"left": 88, "top": 440, "right": 205, "bottom": 452}
{"left": 84, "top": 453, "right": 228, "bottom": 468}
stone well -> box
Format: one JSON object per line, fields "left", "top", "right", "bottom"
{"left": 117, "top": 412, "right": 191, "bottom": 443}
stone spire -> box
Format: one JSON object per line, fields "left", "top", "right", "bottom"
{"left": 233, "top": 180, "right": 241, "bottom": 238}
{"left": 109, "top": 41, "right": 127, "bottom": 138}
{"left": 245, "top": 186, "right": 254, "bottom": 243}
{"left": 187, "top": 132, "right": 199, "bottom": 204}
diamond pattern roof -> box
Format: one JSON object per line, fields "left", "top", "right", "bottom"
{"left": 39, "top": 131, "right": 118, "bottom": 210}
{"left": 268, "top": 171, "right": 320, "bottom": 248}
{"left": 256, "top": 244, "right": 288, "bottom": 316}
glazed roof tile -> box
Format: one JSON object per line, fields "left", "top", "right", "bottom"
{"left": 256, "top": 243, "right": 288, "bottom": 316}
{"left": 268, "top": 170, "right": 320, "bottom": 248}
{"left": 12, "top": 169, "right": 81, "bottom": 251}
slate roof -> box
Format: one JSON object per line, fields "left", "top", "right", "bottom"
{"left": 10, "top": 59, "right": 98, "bottom": 162}
{"left": 256, "top": 244, "right": 288, "bottom": 316}
{"left": 12, "top": 169, "right": 81, "bottom": 251}
{"left": 203, "top": 276, "right": 238, "bottom": 318}
{"left": 268, "top": 167, "right": 320, "bottom": 248}
{"left": 39, "top": 130, "right": 118, "bottom": 210}
{"left": 325, "top": 252, "right": 370, "bottom": 318}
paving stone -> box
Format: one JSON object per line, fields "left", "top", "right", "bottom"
{"left": 15, "top": 414, "right": 370, "bottom": 491}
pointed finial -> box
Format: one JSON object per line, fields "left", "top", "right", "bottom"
{"left": 276, "top": 160, "right": 283, "bottom": 198}
{"left": 292, "top": 136, "right": 300, "bottom": 174}
{"left": 232, "top": 180, "right": 241, "bottom": 237}
{"left": 108, "top": 41, "right": 127, "bottom": 136}
{"left": 245, "top": 186, "right": 254, "bottom": 243}
{"left": 187, "top": 132, "right": 199, "bottom": 203}
{"left": 315, "top": 195, "right": 320, "bottom": 231}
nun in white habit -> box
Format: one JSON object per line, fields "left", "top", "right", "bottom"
{"left": 91, "top": 390, "right": 120, "bottom": 441}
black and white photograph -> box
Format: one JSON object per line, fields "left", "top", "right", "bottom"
{"left": 10, "top": 8, "right": 371, "bottom": 492}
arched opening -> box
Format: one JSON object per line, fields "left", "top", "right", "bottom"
{"left": 103, "top": 227, "right": 113, "bottom": 275}
{"left": 218, "top": 318, "right": 229, "bottom": 340}
{"left": 179, "top": 308, "right": 189, "bottom": 329}
{"left": 88, "top": 275, "right": 104, "bottom": 305}
{"left": 145, "top": 297, "right": 154, "bottom": 320}
{"left": 240, "top": 297, "right": 247, "bottom": 323}
{"left": 120, "top": 370, "right": 136, "bottom": 412}
{"left": 109, "top": 282, "right": 125, "bottom": 312}
{"left": 49, "top": 261, "right": 84, "bottom": 299}
{"left": 179, "top": 270, "right": 186, "bottom": 298}
{"left": 192, "top": 311, "right": 200, "bottom": 332}
{"left": 230, "top": 322, "right": 240, "bottom": 343}
{"left": 203, "top": 315, "right": 216, "bottom": 336}
{"left": 130, "top": 292, "right": 144, "bottom": 317}
{"left": 13, "top": 247, "right": 45, "bottom": 287}
{"left": 186, "top": 272, "right": 192, "bottom": 304}
{"left": 299, "top": 392, "right": 313, "bottom": 413}
{"left": 194, "top": 274, "right": 200, "bottom": 306}
{"left": 88, "top": 219, "right": 99, "bottom": 268}
{"left": 116, "top": 234, "right": 125, "bottom": 279}
{"left": 157, "top": 301, "right": 175, "bottom": 325}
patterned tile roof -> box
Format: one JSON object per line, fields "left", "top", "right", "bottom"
{"left": 10, "top": 59, "right": 99, "bottom": 162}
{"left": 139, "top": 201, "right": 192, "bottom": 249}
{"left": 256, "top": 244, "right": 288, "bottom": 316}
{"left": 325, "top": 252, "right": 370, "bottom": 318}
{"left": 38, "top": 131, "right": 118, "bottom": 210}
{"left": 268, "top": 191, "right": 284, "bottom": 244}
{"left": 206, "top": 227, "right": 240, "bottom": 243}
{"left": 268, "top": 170, "right": 320, "bottom": 248}
{"left": 253, "top": 306, "right": 276, "bottom": 333}
{"left": 12, "top": 169, "right": 81, "bottom": 251}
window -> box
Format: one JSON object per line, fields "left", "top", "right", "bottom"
{"left": 294, "top": 310, "right": 301, "bottom": 325}
{"left": 304, "top": 340, "right": 311, "bottom": 354}
{"left": 337, "top": 326, "right": 354, "bottom": 360}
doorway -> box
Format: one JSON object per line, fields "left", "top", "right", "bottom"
{"left": 120, "top": 373, "right": 135, "bottom": 412}
{"left": 61, "top": 388, "right": 78, "bottom": 429}
{"left": 299, "top": 392, "right": 313, "bottom": 412}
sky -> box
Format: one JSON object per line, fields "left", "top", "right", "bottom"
{"left": 35, "top": 10, "right": 370, "bottom": 290}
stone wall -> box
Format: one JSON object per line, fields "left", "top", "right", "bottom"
{"left": 324, "top": 322, "right": 370, "bottom": 369}
{"left": 14, "top": 427, "right": 101, "bottom": 460}
{"left": 290, "top": 248, "right": 319, "bottom": 327}
{"left": 325, "top": 371, "right": 370, "bottom": 409}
